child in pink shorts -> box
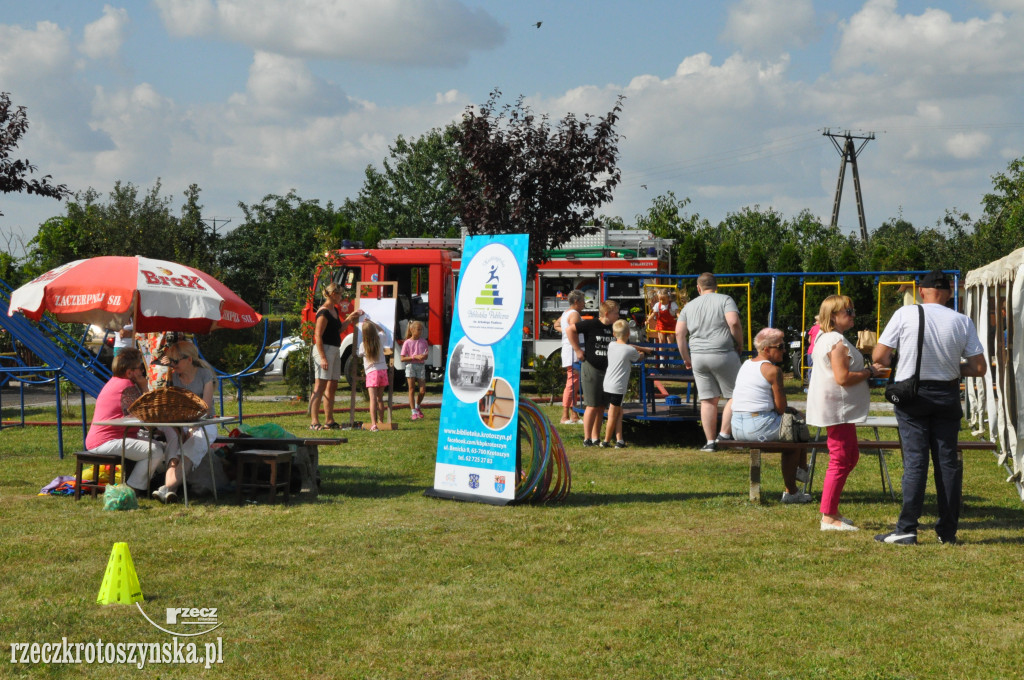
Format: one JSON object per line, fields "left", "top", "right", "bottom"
{"left": 360, "top": 319, "right": 389, "bottom": 431}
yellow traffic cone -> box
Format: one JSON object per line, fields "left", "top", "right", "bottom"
{"left": 96, "top": 542, "right": 143, "bottom": 605}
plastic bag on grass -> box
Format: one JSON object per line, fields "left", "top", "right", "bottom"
{"left": 103, "top": 484, "right": 139, "bottom": 511}
{"left": 239, "top": 422, "right": 294, "bottom": 439}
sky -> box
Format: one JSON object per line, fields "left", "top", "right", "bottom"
{"left": 3, "top": 0, "right": 1024, "bottom": 253}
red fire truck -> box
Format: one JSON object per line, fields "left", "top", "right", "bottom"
{"left": 302, "top": 230, "right": 673, "bottom": 380}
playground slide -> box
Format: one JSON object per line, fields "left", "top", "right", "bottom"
{"left": 0, "top": 281, "right": 108, "bottom": 398}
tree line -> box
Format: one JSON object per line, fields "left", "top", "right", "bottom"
{"left": 3, "top": 90, "right": 1024, "bottom": 327}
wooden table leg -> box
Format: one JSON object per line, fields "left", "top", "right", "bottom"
{"left": 283, "top": 458, "right": 292, "bottom": 505}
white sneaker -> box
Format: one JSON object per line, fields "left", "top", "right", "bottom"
{"left": 795, "top": 467, "right": 809, "bottom": 484}
{"left": 821, "top": 519, "right": 859, "bottom": 531}
{"left": 781, "top": 491, "right": 813, "bottom": 504}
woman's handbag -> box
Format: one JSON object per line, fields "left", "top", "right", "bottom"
{"left": 884, "top": 305, "right": 925, "bottom": 406}
{"left": 779, "top": 412, "right": 811, "bottom": 442}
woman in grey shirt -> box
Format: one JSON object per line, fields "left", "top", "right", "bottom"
{"left": 150, "top": 340, "right": 217, "bottom": 503}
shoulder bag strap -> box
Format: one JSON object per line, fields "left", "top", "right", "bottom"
{"left": 912, "top": 304, "right": 925, "bottom": 378}
{"left": 886, "top": 304, "right": 926, "bottom": 386}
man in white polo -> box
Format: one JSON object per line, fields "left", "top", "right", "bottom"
{"left": 872, "top": 270, "right": 986, "bottom": 546}
{"left": 675, "top": 272, "right": 744, "bottom": 452}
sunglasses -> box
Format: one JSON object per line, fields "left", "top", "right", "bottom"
{"left": 768, "top": 343, "right": 786, "bottom": 350}
{"left": 168, "top": 356, "right": 189, "bottom": 365}
{"left": 844, "top": 308, "right": 856, "bottom": 316}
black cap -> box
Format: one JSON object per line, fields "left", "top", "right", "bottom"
{"left": 920, "top": 270, "right": 951, "bottom": 290}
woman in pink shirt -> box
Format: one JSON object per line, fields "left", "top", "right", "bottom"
{"left": 85, "top": 348, "right": 165, "bottom": 493}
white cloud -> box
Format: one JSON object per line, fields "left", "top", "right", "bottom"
{"left": 0, "top": 21, "right": 73, "bottom": 83}
{"left": 721, "top": 0, "right": 818, "bottom": 56}
{"left": 153, "top": 0, "right": 217, "bottom": 36}
{"left": 945, "top": 132, "right": 992, "bottom": 159}
{"left": 79, "top": 5, "right": 130, "bottom": 60}
{"left": 834, "top": 0, "right": 1024, "bottom": 79}
{"left": 226, "top": 51, "right": 351, "bottom": 120}
{"left": 154, "top": 0, "right": 506, "bottom": 66}
{"left": 0, "top": 19, "right": 110, "bottom": 167}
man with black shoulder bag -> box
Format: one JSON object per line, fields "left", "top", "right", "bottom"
{"left": 871, "top": 270, "right": 986, "bottom": 546}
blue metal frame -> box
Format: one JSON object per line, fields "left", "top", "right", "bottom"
{"left": 593, "top": 269, "right": 961, "bottom": 425}
{"left": 601, "top": 269, "right": 961, "bottom": 328}
{"left": 195, "top": 318, "right": 287, "bottom": 425}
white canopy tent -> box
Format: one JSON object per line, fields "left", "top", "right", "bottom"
{"left": 964, "top": 247, "right": 1024, "bottom": 501}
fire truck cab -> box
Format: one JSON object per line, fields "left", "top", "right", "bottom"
{"left": 304, "top": 230, "right": 673, "bottom": 380}
{"left": 302, "top": 246, "right": 455, "bottom": 381}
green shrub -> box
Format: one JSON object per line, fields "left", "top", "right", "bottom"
{"left": 532, "top": 353, "right": 563, "bottom": 404}
{"left": 285, "top": 345, "right": 312, "bottom": 401}
{"left": 216, "top": 342, "right": 265, "bottom": 392}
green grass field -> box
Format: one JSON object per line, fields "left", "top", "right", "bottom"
{"left": 2, "top": 385, "right": 1022, "bottom": 679}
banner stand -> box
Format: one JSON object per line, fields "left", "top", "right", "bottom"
{"left": 427, "top": 234, "right": 529, "bottom": 505}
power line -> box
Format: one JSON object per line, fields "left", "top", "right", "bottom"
{"left": 620, "top": 131, "right": 821, "bottom": 189}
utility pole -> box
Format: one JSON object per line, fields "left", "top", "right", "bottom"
{"left": 200, "top": 217, "right": 231, "bottom": 269}
{"left": 201, "top": 217, "right": 232, "bottom": 239}
{"left": 824, "top": 129, "right": 874, "bottom": 242}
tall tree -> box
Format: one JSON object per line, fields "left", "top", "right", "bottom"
{"left": 634, "top": 191, "right": 711, "bottom": 278}
{"left": 675, "top": 233, "right": 710, "bottom": 296}
{"left": 175, "top": 184, "right": 219, "bottom": 273}
{"left": 452, "top": 90, "right": 624, "bottom": 269}
{"left": 744, "top": 242, "right": 770, "bottom": 333}
{"left": 967, "top": 157, "right": 1024, "bottom": 268}
{"left": 0, "top": 92, "right": 70, "bottom": 216}
{"left": 222, "top": 191, "right": 336, "bottom": 313}
{"left": 348, "top": 125, "right": 462, "bottom": 241}
{"left": 773, "top": 242, "right": 803, "bottom": 333}
{"left": 25, "top": 180, "right": 182, "bottom": 274}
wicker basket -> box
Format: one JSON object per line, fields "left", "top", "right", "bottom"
{"left": 128, "top": 387, "right": 208, "bottom": 423}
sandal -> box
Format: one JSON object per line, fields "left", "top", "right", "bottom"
{"left": 324, "top": 421, "right": 341, "bottom": 430}
{"left": 308, "top": 423, "right": 326, "bottom": 431}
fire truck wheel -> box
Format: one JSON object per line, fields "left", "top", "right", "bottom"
{"left": 342, "top": 350, "right": 356, "bottom": 387}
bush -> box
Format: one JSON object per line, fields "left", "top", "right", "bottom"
{"left": 285, "top": 345, "right": 312, "bottom": 401}
{"left": 215, "top": 342, "right": 265, "bottom": 392}
{"left": 532, "top": 353, "right": 563, "bottom": 403}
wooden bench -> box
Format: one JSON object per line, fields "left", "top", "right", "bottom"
{"left": 214, "top": 436, "right": 347, "bottom": 498}
{"left": 715, "top": 439, "right": 998, "bottom": 504}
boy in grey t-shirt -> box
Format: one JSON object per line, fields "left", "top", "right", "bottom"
{"left": 602, "top": 320, "right": 655, "bottom": 448}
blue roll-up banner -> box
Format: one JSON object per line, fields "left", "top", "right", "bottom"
{"left": 430, "top": 233, "right": 529, "bottom": 504}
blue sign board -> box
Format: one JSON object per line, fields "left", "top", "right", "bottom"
{"left": 431, "top": 234, "right": 528, "bottom": 504}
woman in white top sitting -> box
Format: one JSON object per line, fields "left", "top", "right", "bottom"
{"left": 150, "top": 340, "right": 217, "bottom": 504}
{"left": 731, "top": 327, "right": 810, "bottom": 503}
{"left": 806, "top": 295, "right": 875, "bottom": 532}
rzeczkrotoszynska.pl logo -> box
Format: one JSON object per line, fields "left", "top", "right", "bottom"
{"left": 136, "top": 604, "right": 222, "bottom": 636}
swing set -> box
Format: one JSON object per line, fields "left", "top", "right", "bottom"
{"left": 598, "top": 269, "right": 958, "bottom": 425}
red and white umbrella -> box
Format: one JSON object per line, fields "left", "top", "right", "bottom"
{"left": 8, "top": 256, "right": 261, "bottom": 333}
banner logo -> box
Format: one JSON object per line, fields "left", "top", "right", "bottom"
{"left": 456, "top": 243, "right": 523, "bottom": 346}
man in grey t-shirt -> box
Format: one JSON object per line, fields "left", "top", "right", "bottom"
{"left": 676, "top": 272, "right": 744, "bottom": 451}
